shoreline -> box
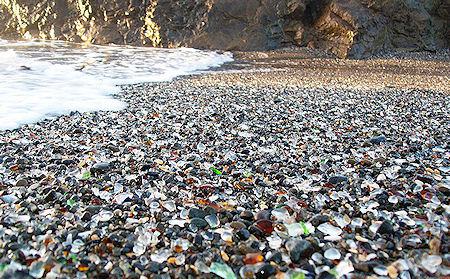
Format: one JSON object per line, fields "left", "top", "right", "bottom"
{"left": 217, "top": 48, "right": 450, "bottom": 92}
{"left": 0, "top": 52, "right": 449, "bottom": 278}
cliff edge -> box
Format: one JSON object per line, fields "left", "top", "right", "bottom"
{"left": 0, "top": 0, "right": 448, "bottom": 58}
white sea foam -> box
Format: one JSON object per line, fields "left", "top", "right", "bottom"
{"left": 0, "top": 40, "right": 233, "bottom": 130}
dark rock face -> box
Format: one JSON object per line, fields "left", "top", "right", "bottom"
{"left": 283, "top": 0, "right": 449, "bottom": 58}
{"left": 313, "top": 1, "right": 390, "bottom": 58}
{"left": 154, "top": 0, "right": 288, "bottom": 50}
{"left": 0, "top": 0, "right": 448, "bottom": 58}
{"left": 0, "top": 0, "right": 154, "bottom": 45}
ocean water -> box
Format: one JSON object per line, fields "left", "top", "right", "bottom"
{"left": 0, "top": 39, "right": 233, "bottom": 131}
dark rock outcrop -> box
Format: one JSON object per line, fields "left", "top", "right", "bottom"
{"left": 0, "top": 0, "right": 448, "bottom": 58}
{"left": 280, "top": 0, "right": 449, "bottom": 58}
{"left": 154, "top": 0, "right": 288, "bottom": 50}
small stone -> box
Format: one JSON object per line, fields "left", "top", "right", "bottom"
{"left": 188, "top": 208, "right": 207, "bottom": 219}
{"left": 29, "top": 261, "right": 45, "bottom": 278}
{"left": 1, "top": 194, "right": 19, "bottom": 204}
{"left": 197, "top": 143, "right": 206, "bottom": 153}
{"left": 243, "top": 253, "right": 264, "bottom": 265}
{"left": 97, "top": 210, "right": 114, "bottom": 222}
{"left": 285, "top": 223, "right": 303, "bottom": 237}
{"left": 205, "top": 214, "right": 220, "bottom": 228}
{"left": 150, "top": 249, "right": 171, "bottom": 263}
{"left": 268, "top": 252, "right": 282, "bottom": 264}
{"left": 374, "top": 266, "right": 388, "bottom": 276}
{"left": 254, "top": 220, "right": 274, "bottom": 235}
{"left": 230, "top": 221, "right": 246, "bottom": 230}
{"left": 271, "top": 207, "right": 290, "bottom": 221}
{"left": 114, "top": 193, "right": 132, "bottom": 204}
{"left": 190, "top": 218, "right": 208, "bottom": 228}
{"left": 267, "top": 235, "right": 282, "bottom": 249}
{"left": 317, "top": 223, "right": 342, "bottom": 236}
{"left": 15, "top": 178, "right": 28, "bottom": 187}
{"left": 335, "top": 260, "right": 355, "bottom": 277}
{"left": 376, "top": 174, "right": 386, "bottom": 181}
{"left": 255, "top": 210, "right": 271, "bottom": 220}
{"left": 44, "top": 190, "right": 57, "bottom": 202}
{"left": 220, "top": 231, "right": 233, "bottom": 242}
{"left": 312, "top": 252, "right": 324, "bottom": 264}
{"left": 133, "top": 243, "right": 146, "bottom": 256}
{"left": 210, "top": 262, "right": 237, "bottom": 279}
{"left": 91, "top": 234, "right": 100, "bottom": 241}
{"left": 387, "top": 265, "right": 398, "bottom": 278}
{"left": 91, "top": 162, "right": 110, "bottom": 173}
{"left": 370, "top": 135, "right": 387, "bottom": 144}
{"left": 162, "top": 201, "right": 176, "bottom": 212}
{"left": 236, "top": 228, "right": 251, "bottom": 240}
{"left": 429, "top": 238, "right": 441, "bottom": 254}
{"left": 328, "top": 175, "right": 348, "bottom": 185}
{"left": 388, "top": 196, "right": 398, "bottom": 204}
{"left": 351, "top": 218, "right": 364, "bottom": 227}
{"left": 221, "top": 251, "right": 229, "bottom": 262}
{"left": 416, "top": 175, "right": 435, "bottom": 185}
{"left": 239, "top": 264, "right": 258, "bottom": 279}
{"left": 194, "top": 260, "right": 210, "bottom": 273}
{"left": 318, "top": 271, "right": 336, "bottom": 279}
{"left": 310, "top": 214, "right": 330, "bottom": 226}
{"left": 377, "top": 220, "right": 394, "bottom": 235}
{"left": 286, "top": 239, "right": 315, "bottom": 263}
{"left": 324, "top": 248, "right": 341, "bottom": 260}
{"left": 255, "top": 264, "right": 277, "bottom": 279}
{"left": 421, "top": 255, "right": 442, "bottom": 273}
{"left": 240, "top": 210, "right": 254, "bottom": 221}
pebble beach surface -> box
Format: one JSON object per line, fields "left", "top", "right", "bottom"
{"left": 0, "top": 50, "right": 449, "bottom": 278}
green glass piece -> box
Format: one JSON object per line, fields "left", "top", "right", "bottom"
{"left": 300, "top": 221, "right": 310, "bottom": 235}
{"left": 69, "top": 254, "right": 78, "bottom": 262}
{"left": 329, "top": 268, "right": 338, "bottom": 278}
{"left": 243, "top": 171, "right": 252, "bottom": 178}
{"left": 0, "top": 263, "right": 8, "bottom": 272}
{"left": 210, "top": 167, "right": 222, "bottom": 175}
{"left": 290, "top": 271, "right": 306, "bottom": 279}
{"left": 81, "top": 171, "right": 91, "bottom": 180}
{"left": 210, "top": 262, "right": 236, "bottom": 279}
{"left": 66, "top": 199, "right": 76, "bottom": 207}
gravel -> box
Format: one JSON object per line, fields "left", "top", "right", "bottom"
{"left": 0, "top": 51, "right": 449, "bottom": 278}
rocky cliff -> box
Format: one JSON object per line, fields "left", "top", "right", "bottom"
{"left": 0, "top": 0, "right": 448, "bottom": 58}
